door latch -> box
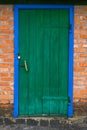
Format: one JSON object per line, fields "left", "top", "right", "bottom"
{"left": 24, "top": 60, "right": 28, "bottom": 72}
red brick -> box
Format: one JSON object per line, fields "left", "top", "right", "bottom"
{"left": 8, "top": 91, "right": 14, "bottom": 95}
{"left": 10, "top": 73, "right": 14, "bottom": 77}
{"left": 0, "top": 16, "right": 8, "bottom": 21}
{"left": 80, "top": 54, "right": 87, "bottom": 57}
{"left": 0, "top": 44, "right": 8, "bottom": 48}
{"left": 0, "top": 95, "right": 10, "bottom": 100}
{"left": 82, "top": 7, "right": 87, "bottom": 11}
{"left": 74, "top": 30, "right": 87, "bottom": 35}
{"left": 0, "top": 26, "right": 9, "bottom": 30}
{"left": 0, "top": 35, "right": 9, "bottom": 39}
{"left": 74, "top": 39, "right": 86, "bottom": 44}
{"left": 2, "top": 87, "right": 13, "bottom": 91}
{"left": 1, "top": 78, "right": 13, "bottom": 81}
{"left": 0, "top": 64, "right": 9, "bottom": 67}
{"left": 79, "top": 26, "right": 87, "bottom": 30}
{"left": 80, "top": 72, "right": 87, "bottom": 76}
{"left": 74, "top": 67, "right": 85, "bottom": 72}
{"left": 2, "top": 12, "right": 13, "bottom": 16}
{"left": 0, "top": 100, "right": 9, "bottom": 104}
{"left": 1, "top": 40, "right": 13, "bottom": 44}
{"left": 74, "top": 21, "right": 86, "bottom": 24}
{"left": 0, "top": 21, "right": 9, "bottom": 25}
{"left": 4, "top": 59, "right": 13, "bottom": 62}
{"left": 74, "top": 15, "right": 79, "bottom": 21}
{"left": 0, "top": 82, "right": 9, "bottom": 86}
{"left": 81, "top": 90, "right": 87, "bottom": 94}
{"left": 80, "top": 63, "right": 87, "bottom": 67}
{"left": 80, "top": 35, "right": 87, "bottom": 39}
{"left": 74, "top": 58, "right": 85, "bottom": 62}
{"left": 9, "top": 95, "right": 13, "bottom": 100}
{"left": 83, "top": 44, "right": 87, "bottom": 47}
{"left": 0, "top": 68, "right": 9, "bottom": 73}
{"left": 3, "top": 49, "right": 13, "bottom": 53}
{"left": 0, "top": 73, "right": 8, "bottom": 76}
{"left": 80, "top": 16, "right": 87, "bottom": 20}
{"left": 74, "top": 34, "right": 78, "bottom": 39}
{"left": 73, "top": 94, "right": 81, "bottom": 98}
{"left": 9, "top": 21, "right": 13, "bottom": 25}
{"left": 74, "top": 48, "right": 85, "bottom": 53}
{"left": 0, "top": 30, "right": 13, "bottom": 34}
{"left": 74, "top": 77, "right": 84, "bottom": 80}
{"left": 0, "top": 91, "right": 8, "bottom": 95}
{"left": 10, "top": 100, "right": 13, "bottom": 104}
{"left": 74, "top": 63, "right": 79, "bottom": 67}
{"left": 0, "top": 54, "right": 8, "bottom": 58}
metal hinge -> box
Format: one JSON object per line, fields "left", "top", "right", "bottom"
{"left": 69, "top": 24, "right": 72, "bottom": 33}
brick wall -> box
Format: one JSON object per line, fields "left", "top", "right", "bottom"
{"left": 0, "top": 5, "right": 87, "bottom": 116}
{"left": 74, "top": 6, "right": 87, "bottom": 115}
{"left": 0, "top": 5, "right": 14, "bottom": 116}
{"left": 74, "top": 6, "right": 87, "bottom": 99}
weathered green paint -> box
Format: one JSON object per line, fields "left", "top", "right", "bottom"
{"left": 19, "top": 9, "right": 69, "bottom": 116}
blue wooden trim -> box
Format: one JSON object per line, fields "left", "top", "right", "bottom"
{"left": 14, "top": 6, "right": 19, "bottom": 118}
{"left": 14, "top": 4, "right": 74, "bottom": 118}
{"left": 14, "top": 4, "right": 73, "bottom": 9}
{"left": 68, "top": 7, "right": 74, "bottom": 118}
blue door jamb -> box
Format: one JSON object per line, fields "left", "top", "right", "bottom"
{"left": 68, "top": 7, "right": 74, "bottom": 117}
{"left": 14, "top": 6, "right": 19, "bottom": 118}
{"left": 14, "top": 4, "right": 74, "bottom": 118}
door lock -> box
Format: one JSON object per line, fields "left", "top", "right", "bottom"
{"left": 18, "top": 54, "right": 21, "bottom": 60}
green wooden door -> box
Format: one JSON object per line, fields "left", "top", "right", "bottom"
{"left": 18, "top": 9, "right": 69, "bottom": 116}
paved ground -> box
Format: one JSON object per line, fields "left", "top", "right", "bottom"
{"left": 0, "top": 116, "right": 87, "bottom": 130}
{"left": 0, "top": 122, "right": 87, "bottom": 130}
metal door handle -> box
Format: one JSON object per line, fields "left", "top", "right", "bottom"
{"left": 24, "top": 60, "right": 28, "bottom": 71}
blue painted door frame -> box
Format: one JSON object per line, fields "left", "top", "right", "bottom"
{"left": 14, "top": 5, "right": 74, "bottom": 118}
